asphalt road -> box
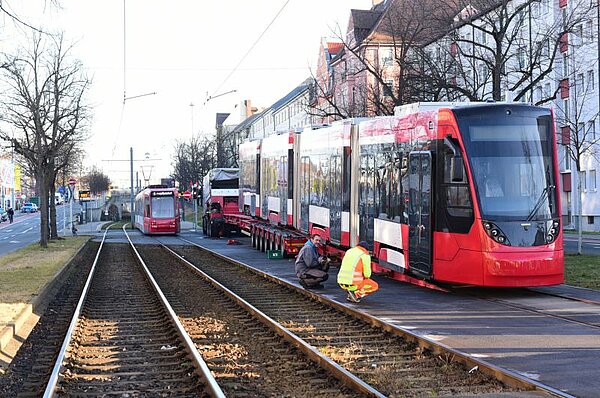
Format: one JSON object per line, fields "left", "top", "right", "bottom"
{"left": 0, "top": 204, "right": 81, "bottom": 256}
{"left": 563, "top": 234, "right": 600, "bottom": 255}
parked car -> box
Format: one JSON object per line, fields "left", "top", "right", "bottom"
{"left": 21, "top": 203, "right": 38, "bottom": 213}
{"left": 0, "top": 208, "right": 7, "bottom": 222}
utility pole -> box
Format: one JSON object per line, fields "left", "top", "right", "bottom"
{"left": 190, "top": 102, "right": 195, "bottom": 134}
{"left": 130, "top": 147, "right": 134, "bottom": 222}
{"left": 194, "top": 183, "right": 198, "bottom": 232}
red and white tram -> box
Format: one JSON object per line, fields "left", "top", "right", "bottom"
{"left": 134, "top": 186, "right": 180, "bottom": 235}
{"left": 238, "top": 103, "right": 563, "bottom": 287}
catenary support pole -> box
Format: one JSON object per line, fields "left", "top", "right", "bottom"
{"left": 69, "top": 186, "right": 73, "bottom": 236}
{"left": 130, "top": 147, "right": 134, "bottom": 222}
{"left": 194, "top": 188, "right": 198, "bottom": 232}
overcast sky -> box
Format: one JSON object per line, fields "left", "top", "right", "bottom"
{"left": 1, "top": 0, "right": 372, "bottom": 188}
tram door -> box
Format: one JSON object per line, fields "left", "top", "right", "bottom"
{"left": 279, "top": 155, "right": 288, "bottom": 225}
{"left": 408, "top": 151, "right": 433, "bottom": 276}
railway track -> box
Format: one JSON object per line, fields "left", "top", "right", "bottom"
{"left": 134, "top": 244, "right": 369, "bottom": 398}
{"left": 153, "top": 237, "right": 537, "bottom": 397}
{"left": 43, "top": 229, "right": 223, "bottom": 397}
{"left": 462, "top": 287, "right": 600, "bottom": 330}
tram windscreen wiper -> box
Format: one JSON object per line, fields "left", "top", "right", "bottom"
{"left": 526, "top": 184, "right": 554, "bottom": 221}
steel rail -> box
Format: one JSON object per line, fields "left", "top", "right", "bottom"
{"left": 466, "top": 293, "right": 600, "bottom": 331}
{"left": 43, "top": 224, "right": 113, "bottom": 398}
{"left": 177, "top": 236, "right": 575, "bottom": 398}
{"left": 123, "top": 226, "right": 225, "bottom": 398}
{"left": 527, "top": 286, "right": 600, "bottom": 306}
{"left": 158, "top": 242, "right": 386, "bottom": 398}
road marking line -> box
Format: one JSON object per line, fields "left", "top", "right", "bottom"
{"left": 9, "top": 240, "right": 19, "bottom": 243}
{"left": 1, "top": 237, "right": 8, "bottom": 240}
{"left": 21, "top": 227, "right": 33, "bottom": 234}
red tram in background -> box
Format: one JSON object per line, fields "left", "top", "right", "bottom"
{"left": 134, "top": 186, "right": 180, "bottom": 235}
{"left": 234, "top": 102, "right": 563, "bottom": 287}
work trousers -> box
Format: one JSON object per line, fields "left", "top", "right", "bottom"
{"left": 299, "top": 268, "right": 329, "bottom": 287}
{"left": 340, "top": 278, "right": 379, "bottom": 298}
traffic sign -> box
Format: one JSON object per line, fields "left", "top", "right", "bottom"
{"left": 183, "top": 191, "right": 192, "bottom": 199}
{"left": 68, "top": 177, "right": 76, "bottom": 186}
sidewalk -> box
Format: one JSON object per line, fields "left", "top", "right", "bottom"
{"left": 181, "top": 220, "right": 198, "bottom": 232}
{"left": 564, "top": 232, "right": 600, "bottom": 241}
{"left": 60, "top": 221, "right": 106, "bottom": 236}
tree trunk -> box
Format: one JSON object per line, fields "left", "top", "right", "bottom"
{"left": 38, "top": 171, "right": 49, "bottom": 248}
{"left": 577, "top": 170, "right": 583, "bottom": 255}
{"left": 50, "top": 183, "right": 58, "bottom": 239}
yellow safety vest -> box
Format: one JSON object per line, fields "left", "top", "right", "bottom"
{"left": 337, "top": 246, "right": 371, "bottom": 285}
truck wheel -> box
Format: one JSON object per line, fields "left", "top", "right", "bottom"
{"left": 209, "top": 222, "right": 219, "bottom": 238}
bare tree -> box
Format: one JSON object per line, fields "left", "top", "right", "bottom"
{"left": 82, "top": 166, "right": 111, "bottom": 195}
{"left": 172, "top": 134, "right": 217, "bottom": 192}
{"left": 0, "top": 33, "right": 90, "bottom": 247}
{"left": 420, "top": 0, "right": 595, "bottom": 102}
{"left": 309, "top": 0, "right": 462, "bottom": 119}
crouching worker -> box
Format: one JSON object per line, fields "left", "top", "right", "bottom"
{"left": 295, "top": 234, "right": 329, "bottom": 289}
{"left": 338, "top": 241, "right": 378, "bottom": 303}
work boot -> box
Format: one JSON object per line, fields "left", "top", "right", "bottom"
{"left": 346, "top": 291, "right": 361, "bottom": 303}
{"left": 299, "top": 279, "right": 309, "bottom": 289}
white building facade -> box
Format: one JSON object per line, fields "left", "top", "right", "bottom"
{"left": 423, "top": 0, "right": 599, "bottom": 231}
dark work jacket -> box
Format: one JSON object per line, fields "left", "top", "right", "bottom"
{"left": 295, "top": 240, "right": 320, "bottom": 277}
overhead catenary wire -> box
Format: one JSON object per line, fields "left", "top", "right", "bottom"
{"left": 209, "top": 0, "right": 291, "bottom": 98}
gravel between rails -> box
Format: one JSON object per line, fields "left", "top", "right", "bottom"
{"left": 0, "top": 242, "right": 99, "bottom": 398}
{"left": 170, "top": 244, "right": 517, "bottom": 398}
{"left": 55, "top": 243, "right": 207, "bottom": 397}
{"left": 138, "top": 245, "right": 364, "bottom": 398}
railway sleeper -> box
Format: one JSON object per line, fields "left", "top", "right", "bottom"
{"left": 63, "top": 368, "right": 197, "bottom": 379}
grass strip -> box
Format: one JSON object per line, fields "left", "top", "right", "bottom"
{"left": 0, "top": 237, "right": 89, "bottom": 305}
{"left": 564, "top": 254, "right": 600, "bottom": 289}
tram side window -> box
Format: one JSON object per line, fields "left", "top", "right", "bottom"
{"left": 439, "top": 146, "right": 473, "bottom": 233}
{"left": 375, "top": 150, "right": 403, "bottom": 222}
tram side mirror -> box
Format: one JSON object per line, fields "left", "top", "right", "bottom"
{"left": 451, "top": 156, "right": 464, "bottom": 182}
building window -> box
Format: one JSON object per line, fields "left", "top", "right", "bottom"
{"left": 534, "top": 86, "right": 542, "bottom": 103}
{"left": 578, "top": 122, "right": 585, "bottom": 139}
{"left": 562, "top": 54, "right": 569, "bottom": 77}
{"left": 544, "top": 82, "right": 552, "bottom": 97}
{"left": 382, "top": 48, "right": 393, "bottom": 66}
{"left": 543, "top": 0, "right": 550, "bottom": 13}
{"left": 590, "top": 170, "right": 597, "bottom": 191}
{"left": 589, "top": 120, "right": 597, "bottom": 140}
{"left": 586, "top": 20, "right": 593, "bottom": 43}
{"left": 383, "top": 80, "right": 394, "bottom": 97}
{"left": 588, "top": 216, "right": 595, "bottom": 225}
{"left": 565, "top": 145, "right": 571, "bottom": 170}
{"left": 575, "top": 24, "right": 583, "bottom": 46}
{"left": 577, "top": 73, "right": 584, "bottom": 92}
{"left": 532, "top": 1, "right": 540, "bottom": 17}
{"left": 518, "top": 47, "right": 526, "bottom": 69}
{"left": 588, "top": 70, "right": 595, "bottom": 91}
{"left": 563, "top": 99, "right": 569, "bottom": 120}
{"left": 580, "top": 171, "right": 587, "bottom": 191}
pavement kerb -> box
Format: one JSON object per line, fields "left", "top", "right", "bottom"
{"left": 0, "top": 238, "right": 91, "bottom": 364}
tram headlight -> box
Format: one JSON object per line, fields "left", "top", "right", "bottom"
{"left": 546, "top": 219, "right": 560, "bottom": 244}
{"left": 482, "top": 221, "right": 510, "bottom": 246}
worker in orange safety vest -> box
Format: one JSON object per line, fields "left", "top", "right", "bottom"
{"left": 337, "top": 241, "right": 379, "bottom": 303}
